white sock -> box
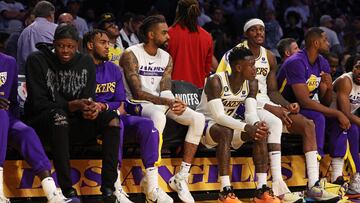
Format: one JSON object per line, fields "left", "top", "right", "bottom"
{"left": 146, "top": 167, "right": 158, "bottom": 194}
{"left": 269, "top": 151, "right": 282, "bottom": 181}
{"left": 41, "top": 177, "right": 58, "bottom": 200}
{"left": 114, "top": 168, "right": 122, "bottom": 191}
{"left": 0, "top": 167, "right": 4, "bottom": 196}
{"left": 331, "top": 157, "right": 344, "bottom": 182}
{"left": 256, "top": 173, "right": 267, "bottom": 189}
{"left": 305, "top": 151, "right": 319, "bottom": 188}
{"left": 179, "top": 161, "right": 191, "bottom": 175}
{"left": 219, "top": 175, "right": 231, "bottom": 191}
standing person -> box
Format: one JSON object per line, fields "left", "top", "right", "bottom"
{"left": 24, "top": 24, "right": 121, "bottom": 203}
{"left": 327, "top": 55, "right": 360, "bottom": 196}
{"left": 167, "top": 0, "right": 213, "bottom": 88}
{"left": 196, "top": 46, "right": 277, "bottom": 203}
{"left": 217, "top": 19, "right": 339, "bottom": 202}
{"left": 120, "top": 15, "right": 205, "bottom": 203}
{"left": 84, "top": 29, "right": 173, "bottom": 203}
{"left": 0, "top": 48, "right": 73, "bottom": 203}
{"left": 17, "top": 1, "right": 57, "bottom": 74}
{"left": 66, "top": 0, "right": 88, "bottom": 38}
{"left": 278, "top": 27, "right": 353, "bottom": 200}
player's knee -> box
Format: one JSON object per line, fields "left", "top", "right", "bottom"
{"left": 267, "top": 115, "right": 282, "bottom": 144}
{"left": 0, "top": 109, "right": 8, "bottom": 118}
{"left": 108, "top": 117, "right": 121, "bottom": 128}
{"left": 303, "top": 119, "right": 315, "bottom": 134}
{"left": 49, "top": 109, "right": 68, "bottom": 127}
{"left": 152, "top": 111, "right": 166, "bottom": 131}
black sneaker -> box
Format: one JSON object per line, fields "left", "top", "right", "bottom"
{"left": 62, "top": 187, "right": 81, "bottom": 203}
{"left": 218, "top": 186, "right": 241, "bottom": 203}
{"left": 102, "top": 187, "right": 117, "bottom": 203}
{"left": 332, "top": 176, "right": 346, "bottom": 186}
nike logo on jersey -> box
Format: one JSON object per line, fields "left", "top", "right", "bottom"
{"left": 223, "top": 93, "right": 231, "bottom": 96}
{"left": 152, "top": 129, "right": 157, "bottom": 133}
{"left": 149, "top": 62, "right": 155, "bottom": 65}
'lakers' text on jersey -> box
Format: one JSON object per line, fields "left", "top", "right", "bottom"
{"left": 217, "top": 40, "right": 270, "bottom": 103}
{"left": 196, "top": 71, "right": 249, "bottom": 120}
{"left": 127, "top": 43, "right": 170, "bottom": 97}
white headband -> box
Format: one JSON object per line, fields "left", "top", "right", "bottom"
{"left": 243, "top": 18, "right": 265, "bottom": 32}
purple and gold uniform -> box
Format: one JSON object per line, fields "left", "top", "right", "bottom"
{"left": 278, "top": 50, "right": 359, "bottom": 166}
{"left": 0, "top": 52, "right": 51, "bottom": 173}
{"left": 95, "top": 61, "right": 160, "bottom": 168}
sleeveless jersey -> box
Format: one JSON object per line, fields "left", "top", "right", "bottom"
{"left": 127, "top": 43, "right": 170, "bottom": 96}
{"left": 217, "top": 40, "right": 271, "bottom": 103}
{"left": 196, "top": 71, "right": 250, "bottom": 120}
{"left": 333, "top": 72, "right": 360, "bottom": 114}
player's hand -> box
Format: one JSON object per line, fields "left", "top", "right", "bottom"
{"left": 0, "top": 97, "right": 10, "bottom": 110}
{"left": 320, "top": 71, "right": 332, "bottom": 89}
{"left": 245, "top": 121, "right": 269, "bottom": 141}
{"left": 69, "top": 98, "right": 93, "bottom": 112}
{"left": 268, "top": 105, "right": 293, "bottom": 127}
{"left": 83, "top": 102, "right": 99, "bottom": 120}
{"left": 287, "top": 102, "right": 300, "bottom": 114}
{"left": 337, "top": 111, "right": 351, "bottom": 130}
{"left": 171, "top": 98, "right": 186, "bottom": 115}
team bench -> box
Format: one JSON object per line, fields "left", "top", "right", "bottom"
{"left": 3, "top": 80, "right": 343, "bottom": 200}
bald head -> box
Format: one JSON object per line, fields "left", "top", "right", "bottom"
{"left": 58, "top": 13, "right": 74, "bottom": 25}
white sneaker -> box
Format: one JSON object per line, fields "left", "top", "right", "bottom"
{"left": 140, "top": 178, "right": 173, "bottom": 203}
{"left": 48, "top": 190, "right": 72, "bottom": 203}
{"left": 306, "top": 179, "right": 340, "bottom": 202}
{"left": 168, "top": 173, "right": 195, "bottom": 203}
{"left": 113, "top": 189, "right": 133, "bottom": 203}
{"left": 348, "top": 173, "right": 360, "bottom": 195}
{"left": 282, "top": 192, "right": 303, "bottom": 203}
{"left": 0, "top": 195, "right": 10, "bottom": 203}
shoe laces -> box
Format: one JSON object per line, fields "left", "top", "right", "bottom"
{"left": 256, "top": 185, "right": 276, "bottom": 198}
{"left": 220, "top": 187, "right": 237, "bottom": 200}
{"left": 115, "top": 188, "right": 130, "bottom": 199}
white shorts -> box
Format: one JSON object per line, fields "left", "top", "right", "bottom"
{"left": 201, "top": 119, "right": 245, "bottom": 149}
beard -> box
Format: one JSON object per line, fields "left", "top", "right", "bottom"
{"left": 94, "top": 50, "right": 109, "bottom": 62}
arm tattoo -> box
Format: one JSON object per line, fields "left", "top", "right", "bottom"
{"left": 160, "top": 56, "right": 173, "bottom": 91}
{"left": 120, "top": 50, "right": 164, "bottom": 105}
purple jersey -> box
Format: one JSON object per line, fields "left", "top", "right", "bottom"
{"left": 95, "top": 61, "right": 126, "bottom": 110}
{"left": 0, "top": 53, "right": 18, "bottom": 114}
{"left": 277, "top": 49, "right": 330, "bottom": 103}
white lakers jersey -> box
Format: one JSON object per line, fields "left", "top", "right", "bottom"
{"left": 217, "top": 40, "right": 271, "bottom": 103}
{"left": 127, "top": 43, "right": 170, "bottom": 96}
{"left": 333, "top": 72, "right": 360, "bottom": 114}
{"left": 196, "top": 71, "right": 250, "bottom": 120}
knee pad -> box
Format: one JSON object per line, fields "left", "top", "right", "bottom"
{"left": 267, "top": 114, "right": 282, "bottom": 144}
{"left": 185, "top": 111, "right": 205, "bottom": 145}
{"left": 49, "top": 109, "right": 68, "bottom": 127}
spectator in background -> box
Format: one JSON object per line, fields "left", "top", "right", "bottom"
{"left": 168, "top": 0, "right": 213, "bottom": 88}
{"left": 119, "top": 12, "right": 139, "bottom": 49}
{"left": 84, "top": 8, "right": 96, "bottom": 30}
{"left": 0, "top": 0, "right": 25, "bottom": 32}
{"left": 131, "top": 14, "right": 145, "bottom": 42}
{"left": 283, "top": 0, "right": 310, "bottom": 28}
{"left": 58, "top": 12, "right": 74, "bottom": 25}
{"left": 17, "top": 1, "right": 57, "bottom": 74}
{"left": 203, "top": 5, "right": 231, "bottom": 61}
{"left": 276, "top": 37, "right": 300, "bottom": 66}
{"left": 98, "top": 12, "right": 124, "bottom": 65}
{"left": 66, "top": 0, "right": 88, "bottom": 38}
{"left": 283, "top": 11, "right": 304, "bottom": 46}
{"left": 264, "top": 9, "right": 283, "bottom": 55}
{"left": 320, "top": 15, "right": 342, "bottom": 56}
{"left": 3, "top": 20, "right": 22, "bottom": 58}
{"left": 324, "top": 52, "right": 342, "bottom": 80}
